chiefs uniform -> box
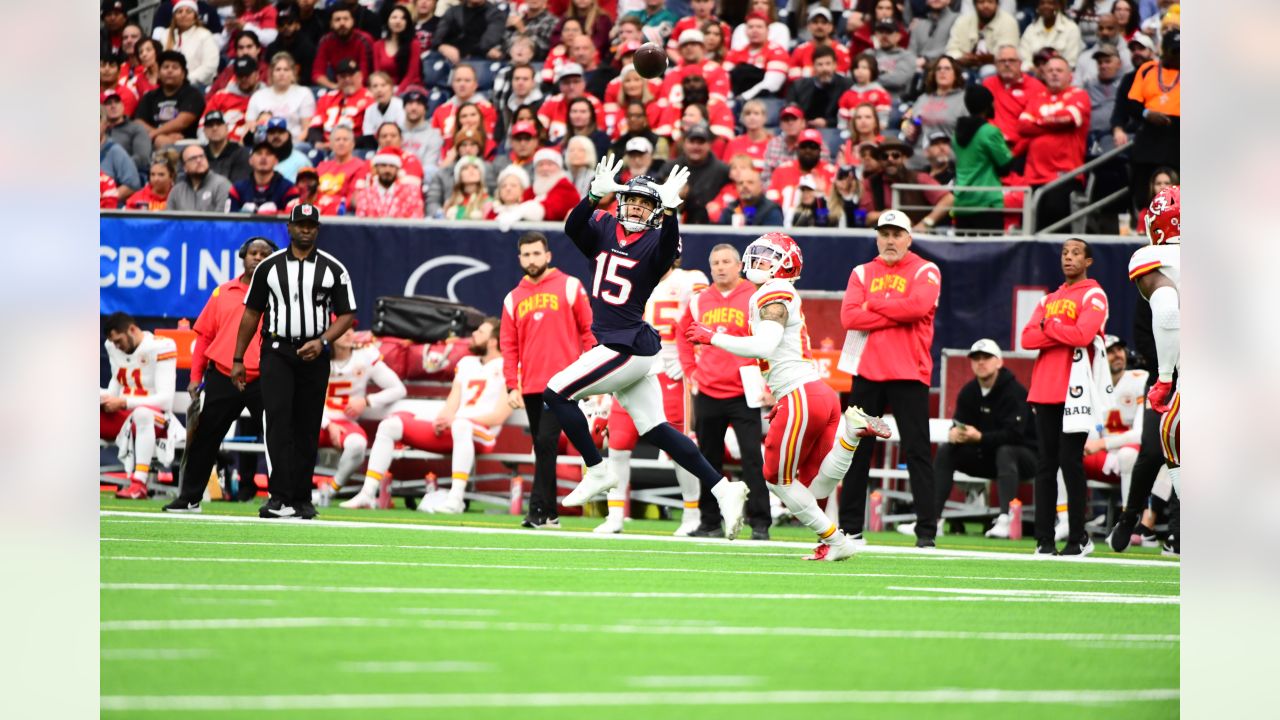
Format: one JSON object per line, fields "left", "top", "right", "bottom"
{"left": 101, "top": 332, "right": 178, "bottom": 491}
{"left": 1128, "top": 232, "right": 1181, "bottom": 468}
{"left": 1083, "top": 367, "right": 1148, "bottom": 493}
{"left": 321, "top": 345, "right": 406, "bottom": 447}
{"left": 309, "top": 88, "right": 375, "bottom": 141}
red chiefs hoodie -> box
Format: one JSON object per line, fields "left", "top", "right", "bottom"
{"left": 840, "top": 251, "right": 941, "bottom": 385}
{"left": 1020, "top": 278, "right": 1108, "bottom": 404}
{"left": 501, "top": 268, "right": 595, "bottom": 394}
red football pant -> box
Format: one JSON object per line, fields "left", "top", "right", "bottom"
{"left": 764, "top": 380, "right": 841, "bottom": 486}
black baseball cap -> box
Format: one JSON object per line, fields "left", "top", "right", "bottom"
{"left": 233, "top": 56, "right": 259, "bottom": 76}
{"left": 874, "top": 19, "right": 898, "bottom": 32}
{"left": 402, "top": 89, "right": 428, "bottom": 105}
{"left": 203, "top": 110, "right": 226, "bottom": 125}
{"left": 102, "top": 0, "right": 126, "bottom": 14}
{"left": 289, "top": 203, "right": 321, "bottom": 224}
{"left": 685, "top": 123, "right": 712, "bottom": 141}
{"left": 335, "top": 58, "right": 360, "bottom": 75}
{"left": 277, "top": 4, "right": 298, "bottom": 22}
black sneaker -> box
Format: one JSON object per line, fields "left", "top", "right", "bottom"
{"left": 688, "top": 523, "right": 724, "bottom": 538}
{"left": 258, "top": 498, "right": 296, "bottom": 519}
{"left": 1136, "top": 524, "right": 1161, "bottom": 547}
{"left": 750, "top": 527, "right": 770, "bottom": 541}
{"left": 1033, "top": 542, "right": 1058, "bottom": 558}
{"left": 294, "top": 501, "right": 318, "bottom": 520}
{"left": 520, "top": 514, "right": 560, "bottom": 529}
{"left": 1107, "top": 511, "right": 1138, "bottom": 552}
{"left": 915, "top": 536, "right": 936, "bottom": 549}
{"left": 162, "top": 497, "right": 202, "bottom": 513}
{"left": 1161, "top": 534, "right": 1179, "bottom": 556}
{"left": 1060, "top": 536, "right": 1095, "bottom": 557}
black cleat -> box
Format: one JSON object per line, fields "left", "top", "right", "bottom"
{"left": 1033, "top": 542, "right": 1058, "bottom": 558}
{"left": 688, "top": 523, "right": 724, "bottom": 538}
{"left": 162, "top": 497, "right": 202, "bottom": 513}
{"left": 1107, "top": 512, "right": 1138, "bottom": 552}
{"left": 915, "top": 536, "right": 936, "bottom": 549}
{"left": 750, "top": 527, "right": 770, "bottom": 541}
{"left": 1161, "top": 534, "right": 1179, "bottom": 556}
{"left": 258, "top": 498, "right": 296, "bottom": 519}
{"left": 520, "top": 514, "right": 560, "bottom": 529}
{"left": 1060, "top": 536, "right": 1095, "bottom": 557}
{"left": 294, "top": 501, "right": 318, "bottom": 520}
{"left": 1135, "top": 524, "right": 1161, "bottom": 547}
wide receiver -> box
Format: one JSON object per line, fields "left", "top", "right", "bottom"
{"left": 686, "top": 233, "right": 892, "bottom": 560}
{"left": 316, "top": 327, "right": 406, "bottom": 504}
{"left": 546, "top": 154, "right": 751, "bottom": 539}
{"left": 595, "top": 261, "right": 709, "bottom": 536}
{"left": 1121, "top": 184, "right": 1181, "bottom": 554}
{"left": 341, "top": 318, "right": 510, "bottom": 512}
{"left": 100, "top": 312, "right": 178, "bottom": 499}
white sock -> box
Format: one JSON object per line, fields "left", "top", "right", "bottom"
{"left": 1115, "top": 446, "right": 1138, "bottom": 505}
{"left": 1151, "top": 465, "right": 1172, "bottom": 501}
{"left": 605, "top": 449, "right": 632, "bottom": 521}
{"left": 449, "top": 418, "right": 476, "bottom": 488}
{"left": 334, "top": 433, "right": 368, "bottom": 488}
{"left": 770, "top": 480, "right": 838, "bottom": 542}
{"left": 1168, "top": 465, "right": 1180, "bottom": 497}
{"left": 448, "top": 472, "right": 468, "bottom": 502}
{"left": 812, "top": 434, "right": 859, "bottom": 500}
{"left": 131, "top": 411, "right": 157, "bottom": 483}
{"left": 361, "top": 416, "right": 402, "bottom": 497}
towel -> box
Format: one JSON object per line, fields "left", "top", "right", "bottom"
{"left": 1063, "top": 334, "right": 1112, "bottom": 434}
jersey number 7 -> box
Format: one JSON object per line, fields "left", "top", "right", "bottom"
{"left": 592, "top": 252, "right": 638, "bottom": 306}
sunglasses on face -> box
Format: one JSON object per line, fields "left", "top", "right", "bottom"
{"left": 885, "top": 151, "right": 905, "bottom": 159}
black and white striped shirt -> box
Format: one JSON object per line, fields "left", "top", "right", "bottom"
{"left": 244, "top": 247, "right": 356, "bottom": 341}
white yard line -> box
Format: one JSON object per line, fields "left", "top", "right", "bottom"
{"left": 99, "top": 537, "right": 1179, "bottom": 585}
{"left": 99, "top": 511, "right": 1180, "bottom": 568}
{"left": 338, "top": 661, "right": 494, "bottom": 674}
{"left": 98, "top": 615, "right": 1179, "bottom": 644}
{"left": 100, "top": 649, "right": 213, "bottom": 661}
{"left": 626, "top": 676, "right": 762, "bottom": 688}
{"left": 100, "top": 687, "right": 1179, "bottom": 711}
{"left": 102, "top": 581, "right": 1179, "bottom": 606}
{"left": 99, "top": 553, "right": 1183, "bottom": 596}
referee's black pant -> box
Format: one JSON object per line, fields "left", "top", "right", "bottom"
{"left": 523, "top": 392, "right": 564, "bottom": 520}
{"left": 838, "top": 379, "right": 937, "bottom": 539}
{"left": 176, "top": 367, "right": 264, "bottom": 503}
{"left": 260, "top": 343, "right": 330, "bottom": 505}
{"left": 693, "top": 393, "right": 769, "bottom": 531}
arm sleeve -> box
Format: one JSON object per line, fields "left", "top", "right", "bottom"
{"left": 365, "top": 360, "right": 407, "bottom": 408}
{"left": 867, "top": 263, "right": 941, "bottom": 322}
{"left": 1148, "top": 284, "right": 1180, "bottom": 380}
{"left": 500, "top": 293, "right": 520, "bottom": 391}
{"left": 1020, "top": 299, "right": 1055, "bottom": 349}
{"left": 655, "top": 210, "right": 683, "bottom": 271}
{"left": 840, "top": 266, "right": 898, "bottom": 331}
{"left": 710, "top": 320, "right": 784, "bottom": 359}
{"left": 331, "top": 263, "right": 357, "bottom": 314}
{"left": 1043, "top": 294, "right": 1107, "bottom": 347}
{"left": 563, "top": 197, "right": 600, "bottom": 258}
{"left": 129, "top": 358, "right": 176, "bottom": 412}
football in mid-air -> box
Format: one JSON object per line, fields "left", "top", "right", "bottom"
{"left": 633, "top": 42, "right": 668, "bottom": 79}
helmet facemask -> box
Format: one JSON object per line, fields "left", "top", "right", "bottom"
{"left": 743, "top": 243, "right": 784, "bottom": 285}
{"left": 618, "top": 191, "right": 661, "bottom": 233}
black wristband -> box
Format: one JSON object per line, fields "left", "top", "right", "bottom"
{"left": 233, "top": 357, "right": 244, "bottom": 363}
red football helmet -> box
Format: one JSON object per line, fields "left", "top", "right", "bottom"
{"left": 743, "top": 232, "right": 804, "bottom": 284}
{"left": 1145, "top": 185, "right": 1180, "bottom": 245}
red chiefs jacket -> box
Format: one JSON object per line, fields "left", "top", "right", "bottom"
{"left": 501, "top": 268, "right": 595, "bottom": 394}
{"left": 840, "top": 251, "right": 941, "bottom": 385}
{"left": 676, "top": 279, "right": 757, "bottom": 399}
{"left": 1020, "top": 278, "right": 1108, "bottom": 404}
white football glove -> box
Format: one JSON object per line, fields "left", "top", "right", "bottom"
{"left": 657, "top": 164, "right": 690, "bottom": 210}
{"left": 589, "top": 153, "right": 627, "bottom": 199}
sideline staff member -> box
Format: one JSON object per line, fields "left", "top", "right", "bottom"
{"left": 231, "top": 204, "right": 356, "bottom": 519}
{"left": 163, "top": 237, "right": 278, "bottom": 513}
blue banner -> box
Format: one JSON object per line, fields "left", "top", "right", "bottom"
{"left": 101, "top": 214, "right": 1146, "bottom": 381}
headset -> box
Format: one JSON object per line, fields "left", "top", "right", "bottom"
{"left": 238, "top": 236, "right": 278, "bottom": 259}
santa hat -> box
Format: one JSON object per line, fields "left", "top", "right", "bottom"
{"left": 533, "top": 148, "right": 563, "bottom": 169}
{"left": 453, "top": 155, "right": 486, "bottom": 182}
{"left": 172, "top": 0, "right": 198, "bottom": 13}
{"left": 497, "top": 164, "right": 531, "bottom": 189}
{"left": 371, "top": 148, "right": 403, "bottom": 168}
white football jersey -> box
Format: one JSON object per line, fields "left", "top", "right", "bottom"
{"left": 748, "top": 279, "right": 819, "bottom": 397}
{"left": 1128, "top": 244, "right": 1180, "bottom": 291}
{"left": 645, "top": 268, "right": 709, "bottom": 376}
{"left": 1100, "top": 369, "right": 1148, "bottom": 446}
{"left": 325, "top": 346, "right": 405, "bottom": 419}
{"left": 104, "top": 331, "right": 178, "bottom": 412}
{"left": 455, "top": 355, "right": 506, "bottom": 431}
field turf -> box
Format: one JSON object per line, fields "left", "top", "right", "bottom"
{"left": 100, "top": 495, "right": 1179, "bottom": 718}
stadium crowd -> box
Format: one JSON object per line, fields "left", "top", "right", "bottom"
{"left": 100, "top": 0, "right": 1181, "bottom": 233}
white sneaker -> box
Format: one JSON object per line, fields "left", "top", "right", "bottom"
{"left": 710, "top": 479, "right": 749, "bottom": 540}
{"left": 339, "top": 493, "right": 377, "bottom": 509}
{"left": 562, "top": 462, "right": 618, "bottom": 507}
{"left": 594, "top": 515, "right": 624, "bottom": 534}
{"left": 805, "top": 535, "right": 856, "bottom": 561}
{"left": 673, "top": 508, "right": 701, "bottom": 537}
{"left": 897, "top": 521, "right": 942, "bottom": 537}
{"left": 843, "top": 406, "right": 892, "bottom": 441}
{"left": 846, "top": 532, "right": 867, "bottom": 547}
{"left": 416, "top": 489, "right": 451, "bottom": 513}
{"left": 434, "top": 495, "right": 465, "bottom": 515}
{"left": 1054, "top": 511, "right": 1070, "bottom": 542}
{"left": 985, "top": 513, "right": 1011, "bottom": 538}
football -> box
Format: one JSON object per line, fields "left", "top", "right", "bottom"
{"left": 633, "top": 42, "right": 668, "bottom": 79}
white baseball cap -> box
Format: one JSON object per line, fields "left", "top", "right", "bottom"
{"left": 877, "top": 209, "right": 912, "bottom": 233}
{"left": 678, "top": 30, "right": 706, "bottom": 46}
{"left": 555, "top": 63, "right": 585, "bottom": 82}
{"left": 625, "top": 137, "right": 653, "bottom": 154}
{"left": 968, "top": 338, "right": 1001, "bottom": 358}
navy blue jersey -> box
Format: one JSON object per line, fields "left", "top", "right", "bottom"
{"left": 564, "top": 197, "right": 682, "bottom": 356}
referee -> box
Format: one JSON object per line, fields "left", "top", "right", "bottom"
{"left": 231, "top": 203, "right": 356, "bottom": 519}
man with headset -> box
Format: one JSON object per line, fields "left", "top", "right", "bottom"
{"left": 163, "top": 237, "right": 278, "bottom": 512}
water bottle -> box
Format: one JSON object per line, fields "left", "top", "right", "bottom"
{"left": 854, "top": 208, "right": 867, "bottom": 227}
{"left": 509, "top": 475, "right": 525, "bottom": 515}
{"left": 1008, "top": 498, "right": 1023, "bottom": 540}
{"left": 743, "top": 204, "right": 757, "bottom": 224}
{"left": 868, "top": 490, "right": 883, "bottom": 532}
{"left": 337, "top": 197, "right": 347, "bottom": 216}
{"left": 814, "top": 197, "right": 829, "bottom": 226}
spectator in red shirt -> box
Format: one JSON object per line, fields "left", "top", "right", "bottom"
{"left": 207, "top": 30, "right": 271, "bottom": 94}
{"left": 662, "top": 30, "right": 730, "bottom": 104}
{"left": 223, "top": 0, "right": 278, "bottom": 47}
{"left": 789, "top": 6, "right": 851, "bottom": 80}
{"left": 101, "top": 50, "right": 139, "bottom": 118}
{"left": 351, "top": 149, "right": 425, "bottom": 218}
{"left": 101, "top": 171, "right": 121, "bottom": 209}
{"left": 766, "top": 128, "right": 837, "bottom": 221}
{"left": 315, "top": 125, "right": 367, "bottom": 210}
{"left": 982, "top": 44, "right": 1047, "bottom": 155}
{"left": 312, "top": 5, "right": 376, "bottom": 90}
{"left": 788, "top": 45, "right": 853, "bottom": 129}
{"left": 538, "top": 63, "right": 605, "bottom": 144}
{"left": 838, "top": 52, "right": 893, "bottom": 129}
{"left": 307, "top": 60, "right": 375, "bottom": 146}
{"left": 859, "top": 138, "right": 954, "bottom": 229}
{"left": 1018, "top": 55, "right": 1089, "bottom": 231}
{"left": 202, "top": 57, "right": 264, "bottom": 144}
{"left": 373, "top": 5, "right": 424, "bottom": 93}
{"left": 849, "top": 0, "right": 908, "bottom": 57}
{"left": 430, "top": 64, "right": 499, "bottom": 139}
{"left": 130, "top": 38, "right": 163, "bottom": 97}
{"left": 723, "top": 13, "right": 789, "bottom": 101}
{"left": 720, "top": 99, "right": 773, "bottom": 166}
{"left": 125, "top": 155, "right": 177, "bottom": 211}
{"left": 664, "top": 0, "right": 726, "bottom": 59}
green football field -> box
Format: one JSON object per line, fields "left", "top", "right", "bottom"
{"left": 100, "top": 495, "right": 1179, "bottom": 718}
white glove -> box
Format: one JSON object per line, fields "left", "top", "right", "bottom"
{"left": 589, "top": 153, "right": 627, "bottom": 199}
{"left": 256, "top": 202, "right": 278, "bottom": 215}
{"left": 496, "top": 210, "right": 520, "bottom": 232}
{"left": 1102, "top": 451, "right": 1120, "bottom": 478}
{"left": 657, "top": 164, "right": 690, "bottom": 210}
